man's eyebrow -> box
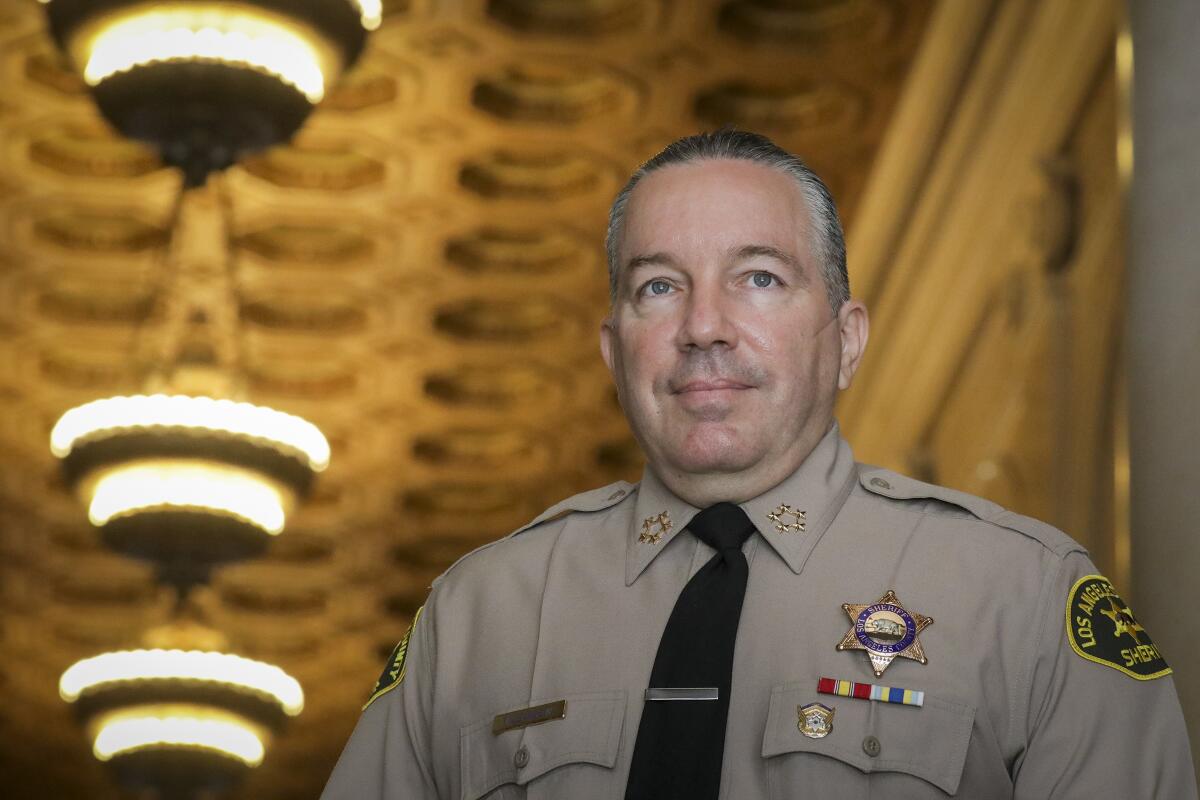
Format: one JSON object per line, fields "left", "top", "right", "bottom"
{"left": 624, "top": 252, "right": 679, "bottom": 271}
{"left": 733, "top": 244, "right": 808, "bottom": 284}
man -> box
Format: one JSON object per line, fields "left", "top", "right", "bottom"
{"left": 321, "top": 130, "right": 1196, "bottom": 798}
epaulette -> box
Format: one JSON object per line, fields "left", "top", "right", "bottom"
{"left": 433, "top": 480, "right": 637, "bottom": 585}
{"left": 508, "top": 480, "right": 636, "bottom": 537}
{"left": 857, "top": 465, "right": 1085, "bottom": 558}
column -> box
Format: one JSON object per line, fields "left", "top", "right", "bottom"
{"left": 1128, "top": 0, "right": 1200, "bottom": 776}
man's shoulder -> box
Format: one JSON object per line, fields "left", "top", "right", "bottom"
{"left": 507, "top": 479, "right": 639, "bottom": 538}
{"left": 432, "top": 479, "right": 638, "bottom": 586}
{"left": 853, "top": 464, "right": 1086, "bottom": 559}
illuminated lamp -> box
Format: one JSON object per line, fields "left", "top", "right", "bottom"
{"left": 51, "top": 394, "right": 329, "bottom": 589}
{"left": 60, "top": 621, "right": 303, "bottom": 796}
{"left": 41, "top": 0, "right": 379, "bottom": 186}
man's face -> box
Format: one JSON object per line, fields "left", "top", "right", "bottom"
{"left": 601, "top": 159, "right": 866, "bottom": 494}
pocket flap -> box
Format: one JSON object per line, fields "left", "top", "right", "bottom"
{"left": 461, "top": 689, "right": 625, "bottom": 799}
{"left": 761, "top": 681, "right": 974, "bottom": 795}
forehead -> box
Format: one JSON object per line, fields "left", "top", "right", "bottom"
{"left": 620, "top": 159, "right": 811, "bottom": 256}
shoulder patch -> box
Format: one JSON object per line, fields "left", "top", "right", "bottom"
{"left": 363, "top": 605, "right": 423, "bottom": 710}
{"left": 857, "top": 466, "right": 1084, "bottom": 556}
{"left": 1066, "top": 575, "right": 1170, "bottom": 680}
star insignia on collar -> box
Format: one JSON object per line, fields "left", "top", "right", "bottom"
{"left": 767, "top": 503, "right": 806, "bottom": 533}
{"left": 638, "top": 511, "right": 672, "bottom": 545}
{"left": 836, "top": 589, "right": 933, "bottom": 678}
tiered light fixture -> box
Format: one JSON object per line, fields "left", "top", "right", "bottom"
{"left": 48, "top": 178, "right": 333, "bottom": 590}
{"left": 51, "top": 393, "right": 329, "bottom": 587}
{"left": 42, "top": 0, "right": 379, "bottom": 185}
{"left": 41, "top": 2, "right": 370, "bottom": 795}
{"left": 44, "top": 193, "right": 328, "bottom": 796}
{"left": 60, "top": 620, "right": 304, "bottom": 796}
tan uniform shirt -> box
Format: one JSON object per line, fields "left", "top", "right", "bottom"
{"left": 322, "top": 425, "right": 1196, "bottom": 799}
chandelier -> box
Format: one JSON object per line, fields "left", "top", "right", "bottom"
{"left": 42, "top": 0, "right": 380, "bottom": 185}
{"left": 60, "top": 617, "right": 304, "bottom": 797}
{"left": 40, "top": 4, "right": 370, "bottom": 793}
{"left": 45, "top": 187, "right": 329, "bottom": 790}
{"left": 50, "top": 393, "right": 330, "bottom": 586}
{"left": 50, "top": 182, "right": 331, "bottom": 591}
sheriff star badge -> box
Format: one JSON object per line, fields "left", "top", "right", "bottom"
{"left": 836, "top": 589, "right": 933, "bottom": 678}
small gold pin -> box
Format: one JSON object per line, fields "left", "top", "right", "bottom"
{"left": 798, "top": 702, "right": 834, "bottom": 739}
{"left": 639, "top": 511, "right": 672, "bottom": 545}
{"left": 767, "top": 504, "right": 806, "bottom": 534}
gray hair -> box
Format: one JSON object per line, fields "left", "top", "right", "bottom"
{"left": 604, "top": 129, "right": 849, "bottom": 311}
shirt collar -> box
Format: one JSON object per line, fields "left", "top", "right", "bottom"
{"left": 625, "top": 422, "right": 857, "bottom": 585}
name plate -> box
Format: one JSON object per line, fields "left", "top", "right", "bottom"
{"left": 492, "top": 700, "right": 567, "bottom": 735}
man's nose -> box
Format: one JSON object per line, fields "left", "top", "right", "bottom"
{"left": 676, "top": 282, "right": 737, "bottom": 350}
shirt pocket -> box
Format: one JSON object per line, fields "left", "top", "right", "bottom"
{"left": 761, "top": 680, "right": 974, "bottom": 799}
{"left": 459, "top": 689, "right": 626, "bottom": 800}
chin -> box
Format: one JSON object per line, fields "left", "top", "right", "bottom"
{"left": 666, "top": 430, "right": 761, "bottom": 476}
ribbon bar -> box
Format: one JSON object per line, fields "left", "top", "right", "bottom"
{"left": 817, "top": 676, "right": 924, "bottom": 708}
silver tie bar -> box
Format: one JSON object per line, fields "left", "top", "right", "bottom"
{"left": 644, "top": 687, "right": 719, "bottom": 701}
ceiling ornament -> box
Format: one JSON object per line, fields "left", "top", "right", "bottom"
{"left": 433, "top": 295, "right": 573, "bottom": 341}
{"left": 422, "top": 361, "right": 568, "bottom": 409}
{"left": 458, "top": 148, "right": 611, "bottom": 200}
{"left": 694, "top": 80, "right": 864, "bottom": 133}
{"left": 241, "top": 139, "right": 388, "bottom": 191}
{"left": 42, "top": 0, "right": 378, "bottom": 186}
{"left": 471, "top": 60, "right": 636, "bottom": 123}
{"left": 444, "top": 226, "right": 588, "bottom": 277}
{"left": 28, "top": 120, "right": 161, "bottom": 179}
{"left": 486, "top": 0, "right": 646, "bottom": 35}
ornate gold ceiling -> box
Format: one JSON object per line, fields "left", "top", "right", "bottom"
{"left": 0, "top": 0, "right": 934, "bottom": 796}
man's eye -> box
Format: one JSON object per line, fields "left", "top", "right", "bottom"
{"left": 645, "top": 280, "right": 672, "bottom": 296}
{"left": 751, "top": 272, "right": 777, "bottom": 288}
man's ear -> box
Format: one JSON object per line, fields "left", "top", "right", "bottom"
{"left": 836, "top": 299, "right": 869, "bottom": 391}
{"left": 600, "top": 316, "right": 616, "bottom": 374}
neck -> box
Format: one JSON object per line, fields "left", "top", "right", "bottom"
{"left": 653, "top": 420, "right": 834, "bottom": 507}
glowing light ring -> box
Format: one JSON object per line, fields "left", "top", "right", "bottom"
{"left": 82, "top": 11, "right": 327, "bottom": 102}
{"left": 60, "top": 650, "right": 304, "bottom": 715}
{"left": 40, "top": 0, "right": 381, "bottom": 28}
{"left": 93, "top": 708, "right": 265, "bottom": 766}
{"left": 50, "top": 395, "right": 329, "bottom": 471}
{"left": 88, "top": 461, "right": 286, "bottom": 534}
{"left": 348, "top": 0, "right": 382, "bottom": 30}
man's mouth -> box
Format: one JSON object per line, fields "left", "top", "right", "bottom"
{"left": 672, "top": 379, "right": 753, "bottom": 394}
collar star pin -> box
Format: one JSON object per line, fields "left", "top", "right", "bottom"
{"left": 767, "top": 503, "right": 806, "bottom": 533}
{"left": 836, "top": 589, "right": 933, "bottom": 678}
{"left": 638, "top": 511, "right": 672, "bottom": 545}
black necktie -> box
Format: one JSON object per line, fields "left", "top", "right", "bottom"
{"left": 625, "top": 502, "right": 757, "bottom": 800}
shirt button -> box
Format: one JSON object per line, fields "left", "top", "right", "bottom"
{"left": 869, "top": 477, "right": 892, "bottom": 491}
{"left": 514, "top": 745, "right": 530, "bottom": 768}
{"left": 862, "top": 735, "right": 882, "bottom": 758}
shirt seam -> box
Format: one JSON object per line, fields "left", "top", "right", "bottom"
{"left": 1011, "top": 548, "right": 1063, "bottom": 772}
{"left": 846, "top": 493, "right": 1075, "bottom": 558}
